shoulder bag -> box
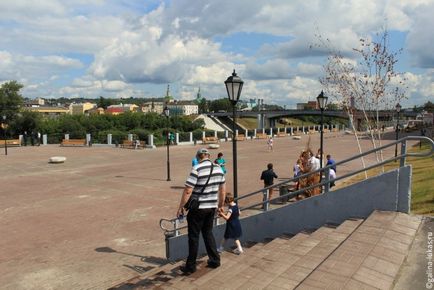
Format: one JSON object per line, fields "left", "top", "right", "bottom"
{"left": 184, "top": 161, "right": 214, "bottom": 211}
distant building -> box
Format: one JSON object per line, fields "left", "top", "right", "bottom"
{"left": 296, "top": 103, "right": 306, "bottom": 110}
{"left": 25, "top": 106, "right": 69, "bottom": 118}
{"left": 167, "top": 101, "right": 198, "bottom": 116}
{"left": 141, "top": 101, "right": 164, "bottom": 114}
{"left": 69, "top": 102, "right": 97, "bottom": 115}
{"left": 106, "top": 103, "right": 139, "bottom": 114}
{"left": 105, "top": 107, "right": 124, "bottom": 115}
{"left": 306, "top": 101, "right": 318, "bottom": 110}
{"left": 87, "top": 107, "right": 105, "bottom": 115}
{"left": 24, "top": 98, "right": 45, "bottom": 107}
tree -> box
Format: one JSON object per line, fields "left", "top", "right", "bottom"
{"left": 0, "top": 81, "right": 24, "bottom": 121}
{"left": 423, "top": 101, "right": 434, "bottom": 113}
{"left": 97, "top": 96, "right": 114, "bottom": 109}
{"left": 209, "top": 98, "right": 232, "bottom": 112}
{"left": 198, "top": 98, "right": 209, "bottom": 114}
{"left": 316, "top": 28, "right": 407, "bottom": 176}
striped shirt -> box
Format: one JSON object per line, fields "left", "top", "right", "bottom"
{"left": 185, "top": 159, "right": 225, "bottom": 209}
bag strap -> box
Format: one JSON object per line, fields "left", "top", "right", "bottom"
{"left": 199, "top": 161, "right": 214, "bottom": 195}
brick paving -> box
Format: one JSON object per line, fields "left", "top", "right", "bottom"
{"left": 0, "top": 132, "right": 409, "bottom": 289}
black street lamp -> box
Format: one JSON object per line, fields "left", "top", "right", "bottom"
{"left": 395, "top": 103, "right": 402, "bottom": 158}
{"left": 2, "top": 115, "right": 7, "bottom": 156}
{"left": 225, "top": 70, "right": 244, "bottom": 199}
{"left": 164, "top": 106, "right": 171, "bottom": 181}
{"left": 317, "top": 91, "right": 328, "bottom": 171}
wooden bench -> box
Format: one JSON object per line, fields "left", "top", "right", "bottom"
{"left": 256, "top": 133, "right": 268, "bottom": 139}
{"left": 276, "top": 132, "right": 287, "bottom": 137}
{"left": 60, "top": 139, "right": 86, "bottom": 147}
{"left": 119, "top": 140, "right": 145, "bottom": 149}
{"left": 202, "top": 136, "right": 219, "bottom": 144}
{"left": 235, "top": 134, "right": 246, "bottom": 141}
{"left": 308, "top": 130, "right": 316, "bottom": 134}
{"left": 0, "top": 139, "right": 21, "bottom": 147}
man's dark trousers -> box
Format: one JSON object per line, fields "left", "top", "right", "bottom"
{"left": 186, "top": 208, "right": 220, "bottom": 269}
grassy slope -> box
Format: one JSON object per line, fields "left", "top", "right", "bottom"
{"left": 408, "top": 143, "right": 434, "bottom": 214}
{"left": 337, "top": 142, "right": 433, "bottom": 215}
{"left": 237, "top": 117, "right": 315, "bottom": 129}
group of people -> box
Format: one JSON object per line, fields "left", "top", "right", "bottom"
{"left": 177, "top": 146, "right": 337, "bottom": 275}
{"left": 293, "top": 149, "right": 337, "bottom": 197}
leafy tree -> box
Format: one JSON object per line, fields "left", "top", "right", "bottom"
{"left": 209, "top": 98, "right": 232, "bottom": 112}
{"left": 198, "top": 98, "right": 209, "bottom": 113}
{"left": 0, "top": 81, "right": 24, "bottom": 121}
{"left": 423, "top": 101, "right": 434, "bottom": 113}
{"left": 12, "top": 111, "right": 42, "bottom": 136}
{"left": 97, "top": 96, "right": 114, "bottom": 109}
{"left": 326, "top": 102, "right": 339, "bottom": 110}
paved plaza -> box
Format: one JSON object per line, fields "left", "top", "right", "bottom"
{"left": 0, "top": 132, "right": 403, "bottom": 289}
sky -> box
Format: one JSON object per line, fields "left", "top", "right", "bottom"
{"left": 0, "top": 0, "right": 433, "bottom": 108}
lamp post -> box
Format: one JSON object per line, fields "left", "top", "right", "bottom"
{"left": 317, "top": 91, "right": 328, "bottom": 171}
{"left": 395, "top": 103, "right": 401, "bottom": 158}
{"left": 164, "top": 106, "right": 171, "bottom": 181}
{"left": 225, "top": 70, "right": 244, "bottom": 199}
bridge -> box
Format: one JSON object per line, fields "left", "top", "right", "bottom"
{"left": 209, "top": 109, "right": 415, "bottom": 130}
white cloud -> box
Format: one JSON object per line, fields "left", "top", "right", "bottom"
{"left": 0, "top": 0, "right": 432, "bottom": 106}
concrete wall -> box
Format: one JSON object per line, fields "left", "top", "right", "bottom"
{"left": 165, "top": 166, "right": 412, "bottom": 261}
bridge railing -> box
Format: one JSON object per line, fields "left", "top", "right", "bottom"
{"left": 159, "top": 136, "right": 433, "bottom": 236}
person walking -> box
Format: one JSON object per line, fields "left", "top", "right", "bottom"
{"left": 214, "top": 152, "right": 227, "bottom": 174}
{"left": 267, "top": 136, "right": 274, "bottom": 151}
{"left": 176, "top": 148, "right": 226, "bottom": 274}
{"left": 326, "top": 154, "right": 337, "bottom": 188}
{"left": 218, "top": 193, "right": 243, "bottom": 255}
{"left": 260, "top": 163, "right": 278, "bottom": 207}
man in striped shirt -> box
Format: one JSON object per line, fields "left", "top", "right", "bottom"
{"left": 177, "top": 148, "right": 226, "bottom": 274}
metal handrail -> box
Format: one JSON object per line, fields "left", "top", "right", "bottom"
{"left": 159, "top": 136, "right": 433, "bottom": 235}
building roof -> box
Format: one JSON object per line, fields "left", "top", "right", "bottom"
{"left": 106, "top": 107, "right": 124, "bottom": 113}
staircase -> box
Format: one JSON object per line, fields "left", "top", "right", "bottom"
{"left": 109, "top": 210, "right": 421, "bottom": 289}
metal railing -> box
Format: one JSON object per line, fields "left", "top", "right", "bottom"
{"left": 160, "top": 136, "right": 434, "bottom": 237}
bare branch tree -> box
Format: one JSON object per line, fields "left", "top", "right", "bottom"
{"left": 314, "top": 27, "right": 407, "bottom": 177}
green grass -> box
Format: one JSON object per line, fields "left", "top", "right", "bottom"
{"left": 237, "top": 117, "right": 315, "bottom": 129}
{"left": 407, "top": 143, "right": 434, "bottom": 215}
{"left": 337, "top": 142, "right": 434, "bottom": 215}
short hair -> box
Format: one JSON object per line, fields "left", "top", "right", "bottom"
{"left": 267, "top": 163, "right": 273, "bottom": 170}
{"left": 225, "top": 192, "right": 234, "bottom": 203}
{"left": 218, "top": 152, "right": 223, "bottom": 157}
{"left": 326, "top": 154, "right": 331, "bottom": 158}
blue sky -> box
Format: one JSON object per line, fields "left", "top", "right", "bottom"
{"left": 0, "top": 0, "right": 433, "bottom": 108}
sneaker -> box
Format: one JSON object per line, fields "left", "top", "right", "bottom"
{"left": 233, "top": 248, "right": 244, "bottom": 255}
{"left": 217, "top": 246, "right": 224, "bottom": 253}
{"left": 179, "top": 265, "right": 196, "bottom": 275}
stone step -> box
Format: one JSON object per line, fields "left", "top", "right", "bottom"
{"left": 162, "top": 241, "right": 272, "bottom": 289}
{"left": 239, "top": 220, "right": 363, "bottom": 289}
{"left": 296, "top": 210, "right": 422, "bottom": 290}
{"left": 181, "top": 233, "right": 312, "bottom": 289}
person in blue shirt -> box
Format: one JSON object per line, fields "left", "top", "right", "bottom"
{"left": 326, "top": 154, "right": 336, "bottom": 172}
{"left": 326, "top": 154, "right": 336, "bottom": 187}
{"left": 214, "top": 152, "right": 226, "bottom": 174}
{"left": 192, "top": 156, "right": 199, "bottom": 167}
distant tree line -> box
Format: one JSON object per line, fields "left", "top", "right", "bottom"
{"left": 1, "top": 81, "right": 205, "bottom": 144}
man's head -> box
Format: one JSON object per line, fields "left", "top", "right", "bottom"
{"left": 196, "top": 148, "right": 210, "bottom": 160}
{"left": 267, "top": 163, "right": 273, "bottom": 170}
{"left": 326, "top": 154, "right": 331, "bottom": 160}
